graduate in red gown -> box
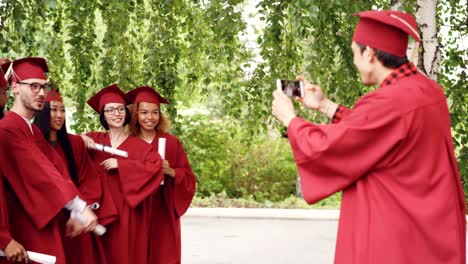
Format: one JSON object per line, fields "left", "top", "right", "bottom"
{"left": 82, "top": 84, "right": 164, "bottom": 264}
{"left": 0, "top": 66, "right": 29, "bottom": 263}
{"left": 126, "top": 86, "right": 196, "bottom": 264}
{"left": 0, "top": 57, "right": 98, "bottom": 264}
{"left": 272, "top": 10, "right": 466, "bottom": 264}
{"left": 0, "top": 177, "right": 29, "bottom": 263}
{"left": 34, "top": 89, "right": 118, "bottom": 264}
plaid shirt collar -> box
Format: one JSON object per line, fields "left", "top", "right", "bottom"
{"left": 380, "top": 62, "right": 418, "bottom": 87}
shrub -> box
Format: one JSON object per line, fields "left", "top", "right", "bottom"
{"left": 176, "top": 112, "right": 298, "bottom": 201}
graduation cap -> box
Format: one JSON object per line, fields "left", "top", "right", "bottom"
{"left": 45, "top": 89, "right": 63, "bottom": 102}
{"left": 352, "top": 10, "right": 421, "bottom": 58}
{"left": 126, "top": 86, "right": 170, "bottom": 106}
{"left": 87, "top": 84, "right": 128, "bottom": 113}
{"left": 1, "top": 57, "right": 48, "bottom": 83}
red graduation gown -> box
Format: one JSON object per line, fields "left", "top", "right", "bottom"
{"left": 86, "top": 132, "right": 164, "bottom": 264}
{"left": 51, "top": 134, "right": 118, "bottom": 264}
{"left": 0, "top": 116, "right": 9, "bottom": 251}
{"left": 0, "top": 178, "right": 12, "bottom": 250}
{"left": 287, "top": 73, "right": 466, "bottom": 264}
{"left": 0, "top": 112, "right": 79, "bottom": 264}
{"left": 148, "top": 133, "right": 196, "bottom": 264}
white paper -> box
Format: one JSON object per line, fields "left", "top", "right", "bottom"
{"left": 0, "top": 250, "right": 56, "bottom": 264}
{"left": 72, "top": 211, "right": 107, "bottom": 236}
{"left": 94, "top": 143, "right": 128, "bottom": 158}
{"left": 158, "top": 138, "right": 166, "bottom": 185}
{"left": 93, "top": 225, "right": 107, "bottom": 236}
{"left": 158, "top": 138, "right": 166, "bottom": 159}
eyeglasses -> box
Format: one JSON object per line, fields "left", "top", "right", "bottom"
{"left": 103, "top": 106, "right": 126, "bottom": 115}
{"left": 17, "top": 82, "right": 52, "bottom": 94}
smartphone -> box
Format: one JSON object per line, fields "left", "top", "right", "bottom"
{"left": 276, "top": 79, "right": 304, "bottom": 98}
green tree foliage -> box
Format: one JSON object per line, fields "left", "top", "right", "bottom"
{"left": 0, "top": 0, "right": 466, "bottom": 204}
{"left": 437, "top": 0, "right": 468, "bottom": 203}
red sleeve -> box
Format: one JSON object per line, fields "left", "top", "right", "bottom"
{"left": 69, "top": 135, "right": 118, "bottom": 225}
{"left": 69, "top": 135, "right": 102, "bottom": 205}
{"left": 0, "top": 128, "right": 79, "bottom": 229}
{"left": 331, "top": 105, "right": 351, "bottom": 124}
{"left": 118, "top": 142, "right": 164, "bottom": 208}
{"left": 0, "top": 179, "right": 12, "bottom": 249}
{"left": 170, "top": 137, "right": 197, "bottom": 217}
{"left": 287, "top": 92, "right": 407, "bottom": 204}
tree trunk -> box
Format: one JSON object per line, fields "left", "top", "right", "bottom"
{"left": 390, "top": 0, "right": 402, "bottom": 10}
{"left": 296, "top": 173, "right": 303, "bottom": 199}
{"left": 415, "top": 0, "right": 441, "bottom": 80}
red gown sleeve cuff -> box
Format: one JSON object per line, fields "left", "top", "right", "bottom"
{"left": 332, "top": 105, "right": 350, "bottom": 124}
{"left": 286, "top": 117, "right": 306, "bottom": 141}
{"left": 0, "top": 232, "right": 12, "bottom": 249}
{"left": 174, "top": 168, "right": 185, "bottom": 184}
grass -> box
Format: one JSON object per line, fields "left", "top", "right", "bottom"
{"left": 190, "top": 192, "right": 341, "bottom": 209}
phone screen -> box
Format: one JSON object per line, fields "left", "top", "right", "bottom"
{"left": 277, "top": 79, "right": 303, "bottom": 98}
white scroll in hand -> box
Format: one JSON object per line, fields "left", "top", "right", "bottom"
{"left": 71, "top": 211, "right": 107, "bottom": 236}
{"left": 158, "top": 138, "right": 166, "bottom": 185}
{"left": 94, "top": 143, "right": 128, "bottom": 158}
{"left": 0, "top": 250, "right": 56, "bottom": 264}
{"left": 91, "top": 224, "right": 106, "bottom": 236}
{"left": 158, "top": 138, "right": 166, "bottom": 159}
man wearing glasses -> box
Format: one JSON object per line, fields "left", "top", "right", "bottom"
{"left": 0, "top": 57, "right": 98, "bottom": 264}
{"left": 0, "top": 60, "right": 30, "bottom": 263}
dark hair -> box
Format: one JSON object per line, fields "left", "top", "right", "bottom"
{"left": 0, "top": 107, "right": 4, "bottom": 120}
{"left": 99, "top": 107, "right": 131, "bottom": 130}
{"left": 356, "top": 42, "right": 408, "bottom": 69}
{"left": 33, "top": 102, "right": 79, "bottom": 184}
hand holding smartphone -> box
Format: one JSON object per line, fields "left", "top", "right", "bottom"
{"left": 277, "top": 79, "right": 304, "bottom": 98}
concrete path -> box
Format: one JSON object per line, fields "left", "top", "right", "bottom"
{"left": 181, "top": 208, "right": 468, "bottom": 264}
{"left": 182, "top": 208, "right": 339, "bottom": 264}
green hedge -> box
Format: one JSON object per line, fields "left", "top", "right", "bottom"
{"left": 176, "top": 113, "right": 298, "bottom": 202}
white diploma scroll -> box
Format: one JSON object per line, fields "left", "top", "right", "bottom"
{"left": 158, "top": 138, "right": 166, "bottom": 159}
{"left": 0, "top": 250, "right": 56, "bottom": 264}
{"left": 158, "top": 138, "right": 166, "bottom": 185}
{"left": 93, "top": 225, "right": 107, "bottom": 236}
{"left": 73, "top": 212, "right": 107, "bottom": 236}
{"left": 94, "top": 143, "right": 128, "bottom": 158}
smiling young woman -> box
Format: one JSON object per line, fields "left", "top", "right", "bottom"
{"left": 83, "top": 84, "right": 164, "bottom": 264}
{"left": 126, "top": 86, "right": 196, "bottom": 264}
{"left": 34, "top": 89, "right": 118, "bottom": 264}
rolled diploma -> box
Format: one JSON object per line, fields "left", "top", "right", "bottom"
{"left": 73, "top": 212, "right": 107, "bottom": 236}
{"left": 94, "top": 143, "right": 128, "bottom": 158}
{"left": 158, "top": 138, "right": 166, "bottom": 185}
{"left": 92, "top": 224, "right": 107, "bottom": 236}
{"left": 0, "top": 250, "right": 56, "bottom": 264}
{"left": 158, "top": 138, "right": 166, "bottom": 159}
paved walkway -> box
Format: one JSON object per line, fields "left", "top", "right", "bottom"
{"left": 182, "top": 210, "right": 338, "bottom": 263}
{"left": 182, "top": 208, "right": 468, "bottom": 264}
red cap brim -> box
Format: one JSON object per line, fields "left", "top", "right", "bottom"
{"left": 126, "top": 86, "right": 169, "bottom": 106}
{"left": 1, "top": 57, "right": 48, "bottom": 82}
{"left": 87, "top": 84, "right": 128, "bottom": 113}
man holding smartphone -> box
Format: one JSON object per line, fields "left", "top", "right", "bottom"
{"left": 272, "top": 10, "right": 465, "bottom": 264}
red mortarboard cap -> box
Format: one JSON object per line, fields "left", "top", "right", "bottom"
{"left": 126, "top": 86, "right": 169, "bottom": 106}
{"left": 353, "top": 10, "right": 421, "bottom": 57}
{"left": 45, "top": 89, "right": 63, "bottom": 102}
{"left": 1, "top": 57, "right": 48, "bottom": 82}
{"left": 87, "top": 84, "right": 128, "bottom": 113}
